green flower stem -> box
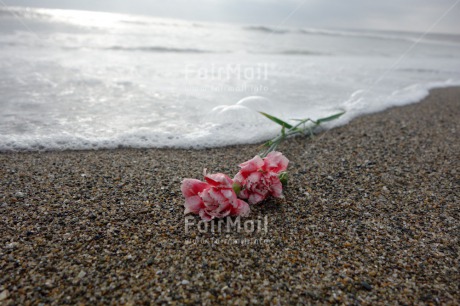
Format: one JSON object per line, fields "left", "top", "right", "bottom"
{"left": 259, "top": 111, "right": 345, "bottom": 158}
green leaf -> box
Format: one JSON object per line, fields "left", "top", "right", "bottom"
{"left": 316, "top": 111, "right": 345, "bottom": 124}
{"left": 259, "top": 112, "right": 294, "bottom": 129}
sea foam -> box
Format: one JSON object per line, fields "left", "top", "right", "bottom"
{"left": 0, "top": 7, "right": 459, "bottom": 151}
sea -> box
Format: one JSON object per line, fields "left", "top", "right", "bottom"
{"left": 1, "top": 6, "right": 460, "bottom": 151}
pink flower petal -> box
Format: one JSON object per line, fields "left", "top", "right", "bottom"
{"left": 239, "top": 189, "right": 249, "bottom": 199}
{"left": 270, "top": 180, "right": 284, "bottom": 198}
{"left": 221, "top": 189, "right": 237, "bottom": 202}
{"left": 184, "top": 195, "right": 203, "bottom": 215}
{"left": 182, "top": 169, "right": 257, "bottom": 220}
{"left": 211, "top": 205, "right": 232, "bottom": 219}
{"left": 248, "top": 192, "right": 266, "bottom": 205}
{"left": 204, "top": 173, "right": 233, "bottom": 188}
{"left": 232, "top": 199, "right": 250, "bottom": 217}
{"left": 264, "top": 151, "right": 289, "bottom": 173}
{"left": 207, "top": 188, "right": 227, "bottom": 204}
{"left": 238, "top": 155, "right": 264, "bottom": 175}
{"left": 233, "top": 172, "right": 245, "bottom": 185}
{"left": 181, "top": 179, "right": 209, "bottom": 198}
{"left": 199, "top": 210, "right": 214, "bottom": 221}
{"left": 247, "top": 171, "right": 262, "bottom": 184}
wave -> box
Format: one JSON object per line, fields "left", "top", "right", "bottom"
{"left": 0, "top": 41, "right": 21, "bottom": 47}
{"left": 107, "top": 46, "right": 215, "bottom": 53}
{"left": 298, "top": 28, "right": 460, "bottom": 46}
{"left": 1, "top": 6, "right": 207, "bottom": 32}
{"left": 278, "top": 50, "right": 327, "bottom": 56}
{"left": 242, "top": 25, "right": 457, "bottom": 46}
{"left": 120, "top": 20, "right": 151, "bottom": 26}
{"left": 0, "top": 41, "right": 215, "bottom": 54}
{"left": 243, "top": 25, "right": 289, "bottom": 34}
{"left": 0, "top": 7, "right": 51, "bottom": 20}
{"left": 242, "top": 24, "right": 437, "bottom": 45}
{"left": 298, "top": 28, "right": 418, "bottom": 42}
{"left": 120, "top": 19, "right": 202, "bottom": 28}
{"left": 1, "top": 41, "right": 327, "bottom": 56}
{"left": 247, "top": 49, "right": 327, "bottom": 56}
{"left": 2, "top": 40, "right": 324, "bottom": 56}
{"left": 396, "top": 68, "right": 460, "bottom": 75}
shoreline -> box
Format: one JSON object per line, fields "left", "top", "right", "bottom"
{"left": 1, "top": 87, "right": 459, "bottom": 304}
{"left": 1, "top": 84, "right": 460, "bottom": 154}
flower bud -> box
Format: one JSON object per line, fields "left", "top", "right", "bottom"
{"left": 232, "top": 182, "right": 242, "bottom": 195}
{"left": 279, "top": 172, "right": 288, "bottom": 187}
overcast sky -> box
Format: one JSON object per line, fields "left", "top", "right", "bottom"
{"left": 4, "top": 0, "right": 460, "bottom": 34}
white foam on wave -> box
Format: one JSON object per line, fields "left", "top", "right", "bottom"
{"left": 1, "top": 7, "right": 460, "bottom": 151}
{"left": 2, "top": 80, "right": 459, "bottom": 152}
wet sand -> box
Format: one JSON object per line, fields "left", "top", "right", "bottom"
{"left": 1, "top": 87, "right": 459, "bottom": 304}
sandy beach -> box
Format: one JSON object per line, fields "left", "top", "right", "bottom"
{"left": 1, "top": 87, "right": 459, "bottom": 304}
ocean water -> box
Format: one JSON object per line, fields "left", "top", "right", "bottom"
{"left": 1, "top": 7, "right": 460, "bottom": 151}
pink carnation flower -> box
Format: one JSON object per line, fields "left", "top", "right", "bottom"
{"left": 234, "top": 151, "right": 289, "bottom": 205}
{"left": 181, "top": 173, "right": 250, "bottom": 221}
